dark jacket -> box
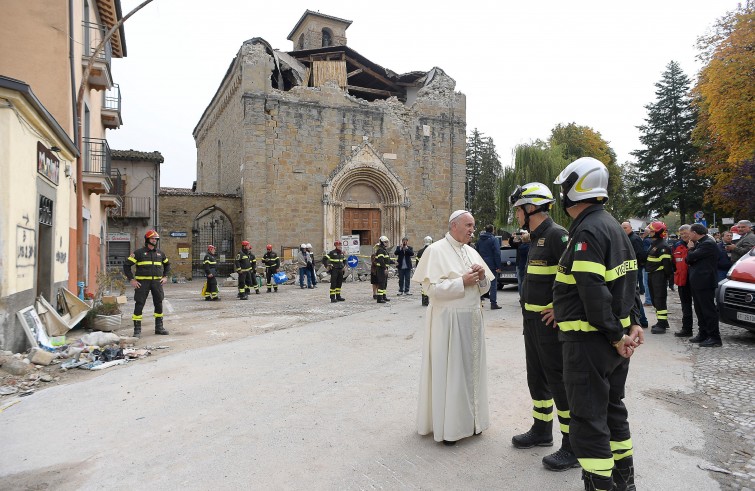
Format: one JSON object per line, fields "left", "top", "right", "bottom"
{"left": 521, "top": 217, "right": 568, "bottom": 319}
{"left": 124, "top": 246, "right": 170, "bottom": 281}
{"left": 686, "top": 235, "right": 718, "bottom": 290}
{"left": 235, "top": 249, "right": 255, "bottom": 272}
{"left": 203, "top": 252, "right": 218, "bottom": 276}
{"left": 476, "top": 231, "right": 502, "bottom": 272}
{"left": 628, "top": 231, "right": 647, "bottom": 267}
{"left": 263, "top": 251, "right": 280, "bottom": 271}
{"left": 374, "top": 244, "right": 394, "bottom": 270}
{"left": 553, "top": 205, "right": 638, "bottom": 345}
{"left": 717, "top": 241, "right": 733, "bottom": 272}
{"left": 646, "top": 237, "right": 673, "bottom": 280}
{"left": 416, "top": 245, "right": 429, "bottom": 267}
{"left": 394, "top": 244, "right": 414, "bottom": 269}
{"left": 323, "top": 249, "right": 345, "bottom": 270}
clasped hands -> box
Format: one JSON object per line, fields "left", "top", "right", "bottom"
{"left": 614, "top": 325, "right": 645, "bottom": 359}
{"left": 463, "top": 264, "right": 486, "bottom": 286}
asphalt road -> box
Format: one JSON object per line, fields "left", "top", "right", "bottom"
{"left": 0, "top": 281, "right": 724, "bottom": 490}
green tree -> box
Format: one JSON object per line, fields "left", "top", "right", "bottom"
{"left": 693, "top": 5, "right": 755, "bottom": 212}
{"left": 630, "top": 61, "right": 706, "bottom": 224}
{"left": 465, "top": 129, "right": 484, "bottom": 210}
{"left": 470, "top": 136, "right": 502, "bottom": 229}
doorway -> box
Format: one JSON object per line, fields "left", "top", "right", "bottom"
{"left": 36, "top": 196, "right": 53, "bottom": 302}
{"left": 344, "top": 208, "right": 380, "bottom": 246}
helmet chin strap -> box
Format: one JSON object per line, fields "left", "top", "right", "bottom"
{"left": 522, "top": 205, "right": 547, "bottom": 231}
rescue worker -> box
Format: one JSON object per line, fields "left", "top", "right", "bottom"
{"left": 203, "top": 244, "right": 220, "bottom": 301}
{"left": 509, "top": 182, "right": 577, "bottom": 471}
{"left": 416, "top": 236, "right": 433, "bottom": 306}
{"left": 552, "top": 157, "right": 644, "bottom": 491}
{"left": 645, "top": 221, "right": 674, "bottom": 334}
{"left": 375, "top": 235, "right": 394, "bottom": 304}
{"left": 235, "top": 241, "right": 255, "bottom": 300}
{"left": 323, "top": 240, "right": 346, "bottom": 302}
{"left": 123, "top": 230, "right": 170, "bottom": 337}
{"left": 263, "top": 244, "right": 280, "bottom": 292}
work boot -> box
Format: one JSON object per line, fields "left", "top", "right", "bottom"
{"left": 650, "top": 323, "right": 666, "bottom": 334}
{"left": 612, "top": 457, "right": 636, "bottom": 491}
{"left": 542, "top": 437, "right": 579, "bottom": 471}
{"left": 267, "top": 288, "right": 272, "bottom": 293}
{"left": 512, "top": 423, "right": 553, "bottom": 449}
{"left": 274, "top": 288, "right": 278, "bottom": 292}
{"left": 491, "top": 303, "right": 502, "bottom": 310}
{"left": 205, "top": 296, "right": 212, "bottom": 301}
{"left": 689, "top": 334, "right": 705, "bottom": 343}
{"left": 255, "top": 289, "right": 260, "bottom": 294}
{"left": 674, "top": 329, "right": 692, "bottom": 337}
{"left": 336, "top": 294, "right": 345, "bottom": 302}
{"left": 422, "top": 295, "right": 429, "bottom": 306}
{"left": 383, "top": 294, "right": 390, "bottom": 302}
{"left": 330, "top": 295, "right": 337, "bottom": 303}
{"left": 583, "top": 471, "right": 615, "bottom": 491}
{"left": 133, "top": 320, "right": 142, "bottom": 338}
{"left": 154, "top": 317, "right": 169, "bottom": 335}
{"left": 241, "top": 293, "right": 249, "bottom": 300}
{"left": 377, "top": 295, "right": 386, "bottom": 304}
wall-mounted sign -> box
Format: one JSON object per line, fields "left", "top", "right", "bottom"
{"left": 170, "top": 231, "right": 188, "bottom": 238}
{"left": 37, "top": 142, "right": 60, "bottom": 185}
{"left": 107, "top": 232, "right": 131, "bottom": 242}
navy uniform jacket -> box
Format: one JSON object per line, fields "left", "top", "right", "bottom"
{"left": 521, "top": 217, "right": 568, "bottom": 319}
{"left": 686, "top": 235, "right": 719, "bottom": 290}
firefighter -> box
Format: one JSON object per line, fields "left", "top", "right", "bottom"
{"left": 645, "top": 221, "right": 674, "bottom": 334}
{"left": 263, "top": 244, "right": 280, "bottom": 292}
{"left": 203, "top": 244, "right": 220, "bottom": 301}
{"left": 508, "top": 182, "right": 577, "bottom": 471}
{"left": 375, "top": 235, "right": 394, "bottom": 304}
{"left": 235, "top": 241, "right": 254, "bottom": 300}
{"left": 552, "top": 157, "right": 644, "bottom": 491}
{"left": 323, "top": 240, "right": 346, "bottom": 302}
{"left": 416, "top": 236, "right": 433, "bottom": 306}
{"left": 123, "top": 230, "right": 170, "bottom": 337}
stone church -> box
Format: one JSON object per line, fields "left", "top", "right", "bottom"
{"left": 164, "top": 10, "right": 465, "bottom": 277}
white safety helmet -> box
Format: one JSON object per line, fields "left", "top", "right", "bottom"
{"left": 423, "top": 236, "right": 433, "bottom": 246}
{"left": 305, "top": 243, "right": 312, "bottom": 249}
{"left": 509, "top": 182, "right": 555, "bottom": 208}
{"left": 554, "top": 157, "right": 609, "bottom": 209}
{"left": 300, "top": 243, "right": 307, "bottom": 249}
{"left": 379, "top": 235, "right": 390, "bottom": 247}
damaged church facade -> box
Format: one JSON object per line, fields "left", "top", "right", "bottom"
{"left": 190, "top": 10, "right": 465, "bottom": 261}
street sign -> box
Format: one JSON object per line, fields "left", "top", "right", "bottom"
{"left": 169, "top": 231, "right": 188, "bottom": 238}
{"left": 722, "top": 217, "right": 734, "bottom": 225}
{"left": 347, "top": 255, "right": 358, "bottom": 268}
{"left": 694, "top": 211, "right": 704, "bottom": 220}
{"left": 341, "top": 235, "right": 360, "bottom": 254}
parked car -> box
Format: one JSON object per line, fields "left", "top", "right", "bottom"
{"left": 498, "top": 244, "right": 518, "bottom": 288}
{"left": 717, "top": 246, "right": 755, "bottom": 333}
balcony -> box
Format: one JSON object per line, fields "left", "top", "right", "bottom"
{"left": 102, "top": 84, "right": 122, "bottom": 129}
{"left": 82, "top": 22, "right": 113, "bottom": 91}
{"left": 82, "top": 137, "right": 112, "bottom": 195}
{"left": 100, "top": 169, "right": 123, "bottom": 209}
{"left": 107, "top": 196, "right": 152, "bottom": 219}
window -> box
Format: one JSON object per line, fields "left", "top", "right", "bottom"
{"left": 298, "top": 34, "right": 305, "bottom": 50}
{"left": 322, "top": 28, "right": 332, "bottom": 47}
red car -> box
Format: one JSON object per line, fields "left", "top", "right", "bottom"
{"left": 718, "top": 245, "right": 755, "bottom": 333}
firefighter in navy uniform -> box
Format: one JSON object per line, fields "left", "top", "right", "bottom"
{"left": 323, "top": 240, "right": 346, "bottom": 302}
{"left": 263, "top": 244, "right": 280, "bottom": 292}
{"left": 416, "top": 236, "right": 433, "bottom": 306}
{"left": 644, "top": 221, "right": 674, "bottom": 334}
{"left": 509, "top": 182, "right": 578, "bottom": 472}
{"left": 124, "top": 230, "right": 171, "bottom": 337}
{"left": 552, "top": 157, "right": 644, "bottom": 491}
{"left": 203, "top": 245, "right": 220, "bottom": 301}
{"left": 375, "top": 236, "right": 394, "bottom": 304}
{"left": 235, "top": 241, "right": 254, "bottom": 300}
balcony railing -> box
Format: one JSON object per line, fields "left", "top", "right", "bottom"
{"left": 82, "top": 21, "right": 113, "bottom": 90}
{"left": 107, "top": 196, "right": 152, "bottom": 218}
{"left": 82, "top": 137, "right": 111, "bottom": 175}
{"left": 102, "top": 84, "right": 122, "bottom": 129}
{"left": 109, "top": 168, "right": 124, "bottom": 195}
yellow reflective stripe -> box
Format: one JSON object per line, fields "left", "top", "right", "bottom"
{"left": 131, "top": 314, "right": 142, "bottom": 321}
{"left": 127, "top": 256, "right": 137, "bottom": 264}
{"left": 560, "top": 423, "right": 570, "bottom": 433}
{"left": 556, "top": 272, "right": 576, "bottom": 284}
{"left": 136, "top": 261, "right": 163, "bottom": 266}
{"left": 527, "top": 265, "right": 558, "bottom": 275}
{"left": 572, "top": 260, "right": 606, "bottom": 277}
{"left": 163, "top": 258, "right": 169, "bottom": 263}
{"left": 524, "top": 302, "right": 553, "bottom": 312}
{"left": 605, "top": 260, "right": 637, "bottom": 281}
{"left": 532, "top": 411, "right": 554, "bottom": 422}
{"left": 614, "top": 449, "right": 633, "bottom": 460}
{"left": 557, "top": 409, "right": 570, "bottom": 419}
{"left": 658, "top": 254, "right": 671, "bottom": 260}
{"left": 559, "top": 320, "right": 599, "bottom": 332}
{"left": 610, "top": 439, "right": 633, "bottom": 452}
{"left": 135, "top": 276, "right": 162, "bottom": 280}
{"left": 578, "top": 458, "right": 614, "bottom": 477}
{"left": 533, "top": 399, "right": 554, "bottom": 408}
{"left": 154, "top": 313, "right": 164, "bottom": 318}
{"left": 620, "top": 316, "right": 631, "bottom": 328}
{"left": 204, "top": 261, "right": 217, "bottom": 264}
{"left": 647, "top": 254, "right": 670, "bottom": 261}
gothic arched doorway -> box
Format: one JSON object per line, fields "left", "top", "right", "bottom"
{"left": 191, "top": 206, "right": 235, "bottom": 277}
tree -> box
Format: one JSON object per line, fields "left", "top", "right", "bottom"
{"left": 630, "top": 61, "right": 706, "bottom": 224}
{"left": 465, "top": 129, "right": 484, "bottom": 210}
{"left": 693, "top": 5, "right": 755, "bottom": 212}
{"left": 470, "top": 136, "right": 502, "bottom": 229}
{"left": 548, "top": 123, "right": 621, "bottom": 215}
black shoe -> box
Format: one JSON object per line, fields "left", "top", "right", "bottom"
{"left": 699, "top": 338, "right": 722, "bottom": 348}
{"left": 640, "top": 323, "right": 649, "bottom": 328}
{"left": 689, "top": 335, "right": 705, "bottom": 343}
{"left": 674, "top": 330, "right": 693, "bottom": 337}
{"left": 542, "top": 447, "right": 579, "bottom": 472}
{"left": 383, "top": 296, "right": 390, "bottom": 302}
{"left": 377, "top": 297, "right": 385, "bottom": 304}
{"left": 301, "top": 285, "right": 305, "bottom": 289}
{"left": 651, "top": 324, "right": 667, "bottom": 334}
{"left": 155, "top": 324, "right": 169, "bottom": 335}
{"left": 491, "top": 304, "right": 502, "bottom": 310}
{"left": 255, "top": 290, "right": 260, "bottom": 294}
{"left": 205, "top": 296, "right": 212, "bottom": 301}
{"left": 373, "top": 294, "right": 378, "bottom": 299}
{"left": 442, "top": 440, "right": 456, "bottom": 446}
{"left": 612, "top": 456, "right": 636, "bottom": 491}
{"left": 512, "top": 429, "right": 553, "bottom": 449}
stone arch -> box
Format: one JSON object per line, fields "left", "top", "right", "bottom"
{"left": 322, "top": 143, "right": 407, "bottom": 250}
{"left": 191, "top": 205, "right": 235, "bottom": 277}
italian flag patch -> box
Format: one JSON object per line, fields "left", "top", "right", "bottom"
{"left": 574, "top": 242, "right": 588, "bottom": 252}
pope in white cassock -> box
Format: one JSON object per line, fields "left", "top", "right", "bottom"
{"left": 413, "top": 210, "right": 495, "bottom": 444}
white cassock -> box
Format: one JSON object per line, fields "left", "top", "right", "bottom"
{"left": 413, "top": 232, "right": 495, "bottom": 442}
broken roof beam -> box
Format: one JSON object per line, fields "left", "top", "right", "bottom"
{"left": 347, "top": 68, "right": 363, "bottom": 78}
{"left": 346, "top": 85, "right": 402, "bottom": 97}
{"left": 344, "top": 57, "right": 401, "bottom": 91}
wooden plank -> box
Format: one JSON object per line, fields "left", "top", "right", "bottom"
{"left": 347, "top": 68, "right": 363, "bottom": 78}
{"left": 345, "top": 56, "right": 401, "bottom": 90}
{"left": 346, "top": 85, "right": 401, "bottom": 97}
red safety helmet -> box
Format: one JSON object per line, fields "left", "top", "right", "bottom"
{"left": 730, "top": 225, "right": 740, "bottom": 234}
{"left": 266, "top": 244, "right": 273, "bottom": 251}
{"left": 145, "top": 230, "right": 160, "bottom": 240}
{"left": 334, "top": 240, "right": 342, "bottom": 246}
{"left": 207, "top": 244, "right": 216, "bottom": 251}
{"left": 646, "top": 221, "right": 667, "bottom": 238}
{"left": 241, "top": 240, "right": 250, "bottom": 247}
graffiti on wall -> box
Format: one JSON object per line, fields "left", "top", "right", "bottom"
{"left": 17, "top": 225, "right": 36, "bottom": 268}
{"left": 56, "top": 235, "right": 66, "bottom": 263}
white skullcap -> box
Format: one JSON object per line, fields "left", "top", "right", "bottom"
{"left": 449, "top": 210, "right": 471, "bottom": 222}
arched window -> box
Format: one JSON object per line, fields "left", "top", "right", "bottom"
{"left": 322, "top": 28, "right": 332, "bottom": 47}
{"left": 298, "top": 34, "right": 304, "bottom": 50}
